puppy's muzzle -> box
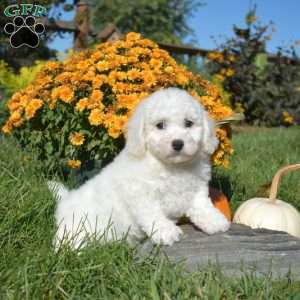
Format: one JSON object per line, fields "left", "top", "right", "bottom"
{"left": 172, "top": 139, "right": 184, "bottom": 151}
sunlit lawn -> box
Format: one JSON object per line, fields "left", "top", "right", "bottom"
{"left": 1, "top": 126, "right": 300, "bottom": 299}
{"left": 213, "top": 126, "right": 300, "bottom": 212}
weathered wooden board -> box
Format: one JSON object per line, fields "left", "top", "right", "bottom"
{"left": 140, "top": 224, "right": 300, "bottom": 278}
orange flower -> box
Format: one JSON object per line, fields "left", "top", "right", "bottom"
{"left": 135, "top": 38, "right": 157, "bottom": 48}
{"left": 24, "top": 86, "right": 37, "bottom": 99}
{"left": 116, "top": 94, "right": 135, "bottom": 106}
{"left": 55, "top": 72, "right": 72, "bottom": 83}
{"left": 127, "top": 69, "right": 140, "bottom": 81}
{"left": 175, "top": 73, "right": 189, "bottom": 85}
{"left": 228, "top": 54, "right": 236, "bottom": 62}
{"left": 45, "top": 61, "right": 60, "bottom": 70}
{"left": 142, "top": 71, "right": 156, "bottom": 87}
{"left": 164, "top": 66, "right": 174, "bottom": 73}
{"left": 282, "top": 111, "right": 294, "bottom": 124}
{"left": 71, "top": 72, "right": 82, "bottom": 83}
{"left": 9, "top": 110, "right": 22, "bottom": 123}
{"left": 2, "top": 121, "right": 13, "bottom": 134}
{"left": 76, "top": 98, "right": 88, "bottom": 112}
{"left": 82, "top": 70, "right": 95, "bottom": 82}
{"left": 116, "top": 71, "right": 127, "bottom": 81}
{"left": 59, "top": 86, "right": 74, "bottom": 103}
{"left": 88, "top": 90, "right": 104, "bottom": 110}
{"left": 51, "top": 86, "right": 74, "bottom": 103}
{"left": 108, "top": 126, "right": 122, "bottom": 139}
{"left": 91, "top": 51, "right": 103, "bottom": 61}
{"left": 149, "top": 58, "right": 162, "bottom": 70}
{"left": 102, "top": 112, "right": 114, "bottom": 128}
{"left": 225, "top": 68, "right": 235, "bottom": 77}
{"left": 88, "top": 109, "right": 104, "bottom": 126}
{"left": 77, "top": 60, "right": 91, "bottom": 70}
{"left": 126, "top": 32, "right": 141, "bottom": 41}
{"left": 207, "top": 51, "right": 224, "bottom": 63}
{"left": 36, "top": 75, "right": 52, "bottom": 87}
{"left": 19, "top": 95, "right": 30, "bottom": 107}
{"left": 108, "top": 71, "right": 127, "bottom": 83}
{"left": 96, "top": 60, "right": 110, "bottom": 72}
{"left": 92, "top": 75, "right": 107, "bottom": 89}
{"left": 67, "top": 159, "right": 81, "bottom": 169}
{"left": 7, "top": 93, "right": 22, "bottom": 111}
{"left": 221, "top": 68, "right": 235, "bottom": 77}
{"left": 25, "top": 98, "right": 43, "bottom": 119}
{"left": 70, "top": 132, "right": 85, "bottom": 146}
{"left": 90, "top": 90, "right": 103, "bottom": 101}
{"left": 113, "top": 115, "right": 127, "bottom": 131}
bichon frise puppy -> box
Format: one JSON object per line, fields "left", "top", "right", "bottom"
{"left": 50, "top": 87, "right": 230, "bottom": 248}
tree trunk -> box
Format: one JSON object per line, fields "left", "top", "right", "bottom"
{"left": 74, "top": 0, "right": 90, "bottom": 50}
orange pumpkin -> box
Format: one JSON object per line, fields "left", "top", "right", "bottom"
{"left": 209, "top": 187, "right": 232, "bottom": 221}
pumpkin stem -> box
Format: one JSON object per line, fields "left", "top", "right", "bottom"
{"left": 269, "top": 163, "right": 300, "bottom": 202}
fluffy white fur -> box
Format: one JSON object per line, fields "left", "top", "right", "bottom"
{"left": 50, "top": 87, "right": 230, "bottom": 248}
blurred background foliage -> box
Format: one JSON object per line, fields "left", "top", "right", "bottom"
{"left": 204, "top": 8, "right": 300, "bottom": 126}
{"left": 90, "top": 0, "right": 203, "bottom": 45}
{"left": 0, "top": 60, "right": 46, "bottom": 126}
{"left": 0, "top": 60, "right": 45, "bottom": 98}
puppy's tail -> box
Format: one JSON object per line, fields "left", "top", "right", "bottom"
{"left": 47, "top": 180, "right": 69, "bottom": 201}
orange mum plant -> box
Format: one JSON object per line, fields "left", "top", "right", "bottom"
{"left": 2, "top": 32, "right": 234, "bottom": 175}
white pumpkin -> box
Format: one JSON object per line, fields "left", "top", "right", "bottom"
{"left": 233, "top": 164, "right": 300, "bottom": 238}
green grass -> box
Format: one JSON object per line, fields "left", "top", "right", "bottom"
{"left": 1, "top": 127, "right": 300, "bottom": 299}
{"left": 212, "top": 126, "right": 300, "bottom": 212}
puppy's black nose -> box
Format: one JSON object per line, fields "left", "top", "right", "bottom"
{"left": 172, "top": 139, "right": 184, "bottom": 151}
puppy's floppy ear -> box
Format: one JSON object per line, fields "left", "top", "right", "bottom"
{"left": 201, "top": 110, "right": 219, "bottom": 155}
{"left": 124, "top": 100, "right": 147, "bottom": 157}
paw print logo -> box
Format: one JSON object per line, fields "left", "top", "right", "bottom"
{"left": 4, "top": 16, "right": 45, "bottom": 48}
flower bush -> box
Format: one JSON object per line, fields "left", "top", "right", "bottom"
{"left": 205, "top": 10, "right": 300, "bottom": 126}
{"left": 2, "top": 32, "right": 233, "bottom": 177}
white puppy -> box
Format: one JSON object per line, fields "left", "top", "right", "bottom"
{"left": 51, "top": 87, "right": 230, "bottom": 248}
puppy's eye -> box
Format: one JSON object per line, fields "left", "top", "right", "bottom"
{"left": 184, "top": 119, "right": 194, "bottom": 128}
{"left": 156, "top": 121, "right": 165, "bottom": 130}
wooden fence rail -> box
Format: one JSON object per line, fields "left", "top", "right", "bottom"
{"left": 35, "top": 17, "right": 299, "bottom": 66}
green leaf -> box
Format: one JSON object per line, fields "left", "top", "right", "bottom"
{"left": 254, "top": 53, "right": 268, "bottom": 75}
{"left": 87, "top": 140, "right": 101, "bottom": 151}
{"left": 246, "top": 10, "right": 257, "bottom": 26}
{"left": 150, "top": 278, "right": 160, "bottom": 300}
{"left": 45, "top": 142, "right": 54, "bottom": 154}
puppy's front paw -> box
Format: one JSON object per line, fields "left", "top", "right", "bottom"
{"left": 151, "top": 222, "right": 183, "bottom": 246}
{"left": 193, "top": 211, "right": 230, "bottom": 235}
